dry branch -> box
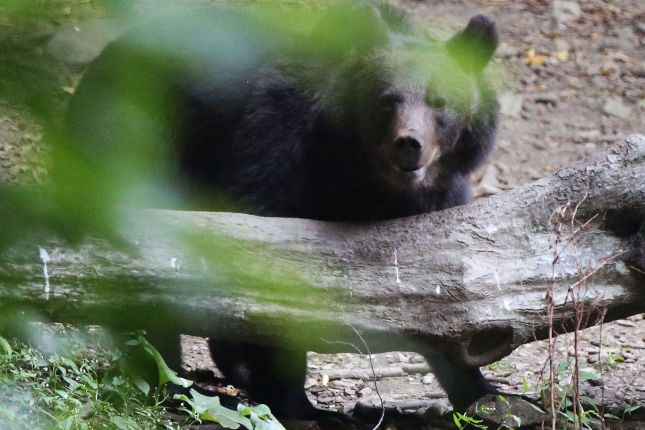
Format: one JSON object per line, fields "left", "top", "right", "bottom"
{"left": 0, "top": 135, "right": 643, "bottom": 368}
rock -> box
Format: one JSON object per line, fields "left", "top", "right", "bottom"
{"left": 358, "top": 386, "right": 373, "bottom": 397}
{"left": 422, "top": 373, "right": 436, "bottom": 385}
{"left": 591, "top": 76, "right": 608, "bottom": 89}
{"left": 470, "top": 394, "right": 548, "bottom": 429}
{"left": 421, "top": 399, "right": 452, "bottom": 419}
{"left": 551, "top": 1, "right": 581, "bottom": 25}
{"left": 531, "top": 92, "right": 559, "bottom": 105}
{"left": 565, "top": 76, "right": 584, "bottom": 88}
{"left": 601, "top": 60, "right": 620, "bottom": 76}
{"left": 395, "top": 352, "right": 411, "bottom": 363}
{"left": 602, "top": 98, "right": 632, "bottom": 120}
{"left": 316, "top": 396, "right": 335, "bottom": 404}
{"left": 46, "top": 19, "right": 129, "bottom": 65}
{"left": 554, "top": 38, "right": 570, "bottom": 52}
{"left": 473, "top": 163, "right": 502, "bottom": 197}
{"left": 630, "top": 67, "right": 645, "bottom": 78}
{"left": 636, "top": 21, "right": 645, "bottom": 35}
{"left": 498, "top": 92, "right": 524, "bottom": 118}
{"left": 615, "top": 320, "right": 636, "bottom": 328}
{"left": 496, "top": 43, "right": 519, "bottom": 58}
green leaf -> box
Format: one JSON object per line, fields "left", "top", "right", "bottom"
{"left": 603, "top": 413, "right": 620, "bottom": 420}
{"left": 0, "top": 336, "right": 13, "bottom": 357}
{"left": 242, "top": 404, "right": 285, "bottom": 430}
{"left": 175, "top": 389, "right": 253, "bottom": 429}
{"left": 111, "top": 416, "right": 130, "bottom": 430}
{"left": 578, "top": 370, "right": 600, "bottom": 381}
{"left": 521, "top": 377, "right": 529, "bottom": 393}
{"left": 625, "top": 405, "right": 641, "bottom": 415}
{"left": 564, "top": 410, "right": 576, "bottom": 423}
{"left": 579, "top": 395, "right": 598, "bottom": 407}
{"left": 174, "top": 390, "right": 287, "bottom": 429}
{"left": 138, "top": 335, "right": 192, "bottom": 388}
{"left": 522, "top": 399, "right": 546, "bottom": 414}
{"left": 511, "top": 414, "right": 522, "bottom": 427}
{"left": 63, "top": 416, "right": 74, "bottom": 430}
{"left": 133, "top": 378, "right": 150, "bottom": 396}
{"left": 557, "top": 360, "right": 571, "bottom": 374}
{"left": 452, "top": 412, "right": 465, "bottom": 430}
{"left": 452, "top": 411, "right": 486, "bottom": 430}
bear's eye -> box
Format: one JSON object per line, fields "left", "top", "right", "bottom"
{"left": 428, "top": 95, "right": 447, "bottom": 110}
{"left": 380, "top": 93, "right": 401, "bottom": 112}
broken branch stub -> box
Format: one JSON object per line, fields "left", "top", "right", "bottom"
{"left": 0, "top": 135, "right": 643, "bottom": 367}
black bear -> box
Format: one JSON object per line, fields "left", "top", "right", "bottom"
{"left": 198, "top": 13, "right": 500, "bottom": 421}
{"left": 65, "top": 2, "right": 499, "bottom": 423}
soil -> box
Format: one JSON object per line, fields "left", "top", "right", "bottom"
{"left": 0, "top": 0, "right": 643, "bottom": 428}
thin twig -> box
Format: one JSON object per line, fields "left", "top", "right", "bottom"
{"left": 349, "top": 325, "right": 386, "bottom": 430}
{"left": 320, "top": 327, "right": 386, "bottom": 430}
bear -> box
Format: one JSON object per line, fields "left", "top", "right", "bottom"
{"left": 65, "top": 2, "right": 499, "bottom": 423}
{"left": 180, "top": 9, "right": 500, "bottom": 421}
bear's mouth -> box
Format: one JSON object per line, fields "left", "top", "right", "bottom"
{"left": 394, "top": 165, "right": 427, "bottom": 182}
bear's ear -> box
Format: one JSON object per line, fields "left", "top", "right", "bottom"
{"left": 445, "top": 15, "right": 498, "bottom": 74}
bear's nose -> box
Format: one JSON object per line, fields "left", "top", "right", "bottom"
{"left": 393, "top": 134, "right": 424, "bottom": 171}
{"left": 395, "top": 136, "right": 422, "bottom": 152}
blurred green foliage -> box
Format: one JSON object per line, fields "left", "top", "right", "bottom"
{"left": 0, "top": 328, "right": 177, "bottom": 429}
{"left": 0, "top": 0, "right": 396, "bottom": 364}
{"left": 0, "top": 0, "right": 395, "bottom": 248}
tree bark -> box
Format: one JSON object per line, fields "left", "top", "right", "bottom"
{"left": 0, "top": 135, "right": 643, "bottom": 368}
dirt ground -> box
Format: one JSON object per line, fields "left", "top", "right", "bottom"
{"left": 0, "top": 0, "right": 643, "bottom": 428}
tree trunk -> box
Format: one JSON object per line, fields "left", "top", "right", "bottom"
{"left": 0, "top": 135, "right": 643, "bottom": 367}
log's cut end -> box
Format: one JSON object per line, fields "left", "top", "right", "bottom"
{"left": 458, "top": 325, "right": 516, "bottom": 368}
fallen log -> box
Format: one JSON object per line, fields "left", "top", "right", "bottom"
{"left": 0, "top": 135, "right": 643, "bottom": 367}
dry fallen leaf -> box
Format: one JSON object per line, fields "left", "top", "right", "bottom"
{"left": 552, "top": 50, "right": 569, "bottom": 62}
{"left": 524, "top": 49, "right": 547, "bottom": 66}
{"left": 61, "top": 86, "right": 75, "bottom": 95}
{"left": 219, "top": 384, "right": 240, "bottom": 396}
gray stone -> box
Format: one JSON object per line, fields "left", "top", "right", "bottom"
{"left": 554, "top": 38, "right": 570, "bottom": 52}
{"left": 498, "top": 92, "right": 524, "bottom": 118}
{"left": 551, "top": 1, "right": 581, "bottom": 25}
{"left": 358, "top": 386, "right": 373, "bottom": 397}
{"left": 603, "top": 98, "right": 632, "bottom": 120}
{"left": 473, "top": 163, "right": 502, "bottom": 197}
{"left": 422, "top": 373, "right": 436, "bottom": 385}
{"left": 636, "top": 22, "right": 645, "bottom": 35}
{"left": 496, "top": 43, "right": 519, "bottom": 58}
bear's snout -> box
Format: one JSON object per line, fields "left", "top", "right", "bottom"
{"left": 393, "top": 133, "right": 424, "bottom": 171}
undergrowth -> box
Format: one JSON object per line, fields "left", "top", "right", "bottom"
{"left": 0, "top": 328, "right": 175, "bottom": 429}
{"left": 0, "top": 328, "right": 284, "bottom": 430}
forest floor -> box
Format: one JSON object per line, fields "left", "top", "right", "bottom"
{"left": 0, "top": 0, "right": 643, "bottom": 428}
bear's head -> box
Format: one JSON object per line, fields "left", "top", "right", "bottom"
{"left": 354, "top": 15, "right": 499, "bottom": 189}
